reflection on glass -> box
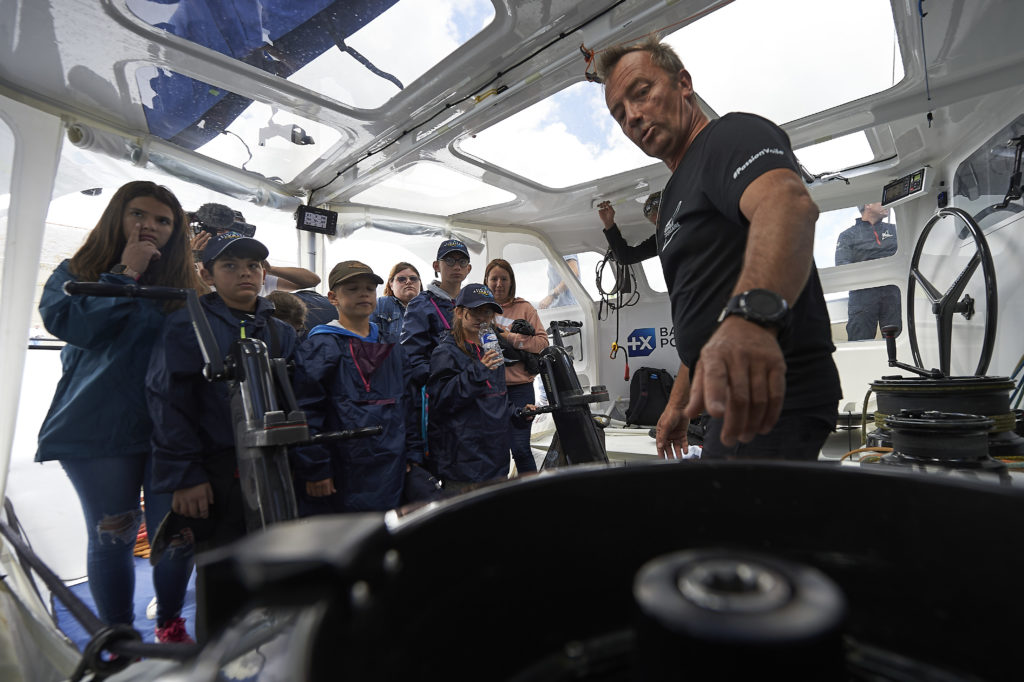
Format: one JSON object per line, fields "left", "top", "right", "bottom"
{"left": 134, "top": 66, "right": 339, "bottom": 182}
{"left": 126, "top": 0, "right": 494, "bottom": 110}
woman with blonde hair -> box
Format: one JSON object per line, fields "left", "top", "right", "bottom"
{"left": 372, "top": 261, "right": 422, "bottom": 342}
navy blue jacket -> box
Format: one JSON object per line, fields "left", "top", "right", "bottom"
{"left": 426, "top": 335, "right": 524, "bottom": 483}
{"left": 36, "top": 260, "right": 167, "bottom": 462}
{"left": 372, "top": 295, "right": 407, "bottom": 344}
{"left": 146, "top": 292, "right": 297, "bottom": 494}
{"left": 290, "top": 322, "right": 409, "bottom": 512}
{"left": 401, "top": 287, "right": 454, "bottom": 387}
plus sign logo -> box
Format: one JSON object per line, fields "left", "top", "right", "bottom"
{"left": 626, "top": 327, "right": 656, "bottom": 357}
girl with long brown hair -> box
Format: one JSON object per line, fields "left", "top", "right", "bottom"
{"left": 36, "top": 181, "right": 202, "bottom": 643}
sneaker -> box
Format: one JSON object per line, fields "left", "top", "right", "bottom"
{"left": 155, "top": 617, "right": 195, "bottom": 644}
{"left": 146, "top": 596, "right": 158, "bottom": 620}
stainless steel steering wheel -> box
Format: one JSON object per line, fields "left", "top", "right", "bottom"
{"left": 907, "top": 207, "right": 998, "bottom": 376}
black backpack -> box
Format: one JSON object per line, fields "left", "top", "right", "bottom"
{"left": 625, "top": 367, "right": 674, "bottom": 427}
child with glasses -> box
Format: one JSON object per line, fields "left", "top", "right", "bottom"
{"left": 373, "top": 261, "right": 423, "bottom": 343}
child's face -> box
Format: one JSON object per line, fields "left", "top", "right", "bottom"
{"left": 328, "top": 276, "right": 378, "bottom": 320}
{"left": 122, "top": 196, "right": 175, "bottom": 250}
{"left": 435, "top": 253, "right": 471, "bottom": 286}
{"left": 203, "top": 256, "right": 264, "bottom": 309}
{"left": 485, "top": 267, "right": 511, "bottom": 303}
{"left": 459, "top": 306, "right": 494, "bottom": 337}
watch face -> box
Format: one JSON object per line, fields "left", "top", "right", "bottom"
{"left": 740, "top": 289, "right": 788, "bottom": 325}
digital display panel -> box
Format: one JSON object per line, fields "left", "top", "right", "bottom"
{"left": 881, "top": 168, "right": 927, "bottom": 207}
{"left": 296, "top": 205, "right": 338, "bottom": 236}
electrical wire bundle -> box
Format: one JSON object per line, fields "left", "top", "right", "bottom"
{"left": 596, "top": 249, "right": 640, "bottom": 380}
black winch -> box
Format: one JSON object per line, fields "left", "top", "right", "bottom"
{"left": 877, "top": 409, "right": 1009, "bottom": 481}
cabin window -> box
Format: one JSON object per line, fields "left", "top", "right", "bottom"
{"left": 497, "top": 243, "right": 601, "bottom": 309}
{"left": 125, "top": 0, "right": 495, "bottom": 111}
{"left": 321, "top": 224, "right": 442, "bottom": 293}
{"left": 818, "top": 205, "right": 902, "bottom": 343}
{"left": 664, "top": 0, "right": 904, "bottom": 124}
{"left": 953, "top": 113, "right": 1024, "bottom": 228}
{"left": 640, "top": 259, "right": 667, "bottom": 293}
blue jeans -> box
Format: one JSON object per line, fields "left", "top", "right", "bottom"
{"left": 61, "top": 456, "right": 194, "bottom": 627}
{"left": 507, "top": 383, "right": 537, "bottom": 473}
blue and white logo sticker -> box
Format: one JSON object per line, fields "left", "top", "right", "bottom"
{"left": 626, "top": 327, "right": 656, "bottom": 357}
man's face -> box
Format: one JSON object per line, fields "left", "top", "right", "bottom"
{"left": 203, "top": 256, "right": 264, "bottom": 310}
{"left": 604, "top": 51, "right": 693, "bottom": 167}
{"left": 863, "top": 202, "right": 890, "bottom": 223}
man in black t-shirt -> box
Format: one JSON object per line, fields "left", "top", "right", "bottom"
{"left": 835, "top": 203, "right": 901, "bottom": 340}
{"left": 598, "top": 38, "right": 841, "bottom": 461}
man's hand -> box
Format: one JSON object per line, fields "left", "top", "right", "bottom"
{"left": 683, "top": 316, "right": 786, "bottom": 446}
{"left": 655, "top": 405, "right": 689, "bottom": 459}
{"left": 306, "top": 478, "right": 336, "bottom": 497}
{"left": 172, "top": 482, "right": 214, "bottom": 519}
{"left": 598, "top": 200, "right": 616, "bottom": 230}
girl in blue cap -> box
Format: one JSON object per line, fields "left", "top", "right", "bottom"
{"left": 426, "top": 283, "right": 533, "bottom": 493}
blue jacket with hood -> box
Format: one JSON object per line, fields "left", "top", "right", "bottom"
{"left": 290, "top": 321, "right": 409, "bottom": 512}
{"left": 146, "top": 292, "right": 297, "bottom": 494}
{"left": 36, "top": 260, "right": 167, "bottom": 462}
{"left": 427, "top": 334, "right": 525, "bottom": 483}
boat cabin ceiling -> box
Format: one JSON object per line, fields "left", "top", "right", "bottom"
{"left": 3, "top": 0, "right": 1024, "bottom": 255}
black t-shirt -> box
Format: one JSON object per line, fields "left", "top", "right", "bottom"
{"left": 658, "top": 112, "right": 841, "bottom": 409}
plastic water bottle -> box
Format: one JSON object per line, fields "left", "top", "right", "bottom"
{"left": 479, "top": 323, "right": 501, "bottom": 357}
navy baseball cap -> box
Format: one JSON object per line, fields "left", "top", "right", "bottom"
{"left": 202, "top": 231, "right": 269, "bottom": 269}
{"left": 436, "top": 238, "right": 469, "bottom": 260}
{"left": 455, "top": 283, "right": 502, "bottom": 313}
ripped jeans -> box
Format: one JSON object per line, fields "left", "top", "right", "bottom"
{"left": 61, "top": 456, "right": 194, "bottom": 627}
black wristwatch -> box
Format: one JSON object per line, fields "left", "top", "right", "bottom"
{"left": 717, "top": 289, "right": 790, "bottom": 329}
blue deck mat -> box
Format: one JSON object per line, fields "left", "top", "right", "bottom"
{"left": 54, "top": 557, "right": 197, "bottom": 650}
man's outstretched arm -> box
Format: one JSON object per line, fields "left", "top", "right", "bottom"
{"left": 683, "top": 168, "right": 818, "bottom": 445}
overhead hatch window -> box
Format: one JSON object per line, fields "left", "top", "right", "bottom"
{"left": 126, "top": 0, "right": 494, "bottom": 111}
{"left": 348, "top": 162, "right": 516, "bottom": 216}
{"left": 460, "top": 0, "right": 901, "bottom": 189}
{"left": 134, "top": 66, "right": 340, "bottom": 183}
{"left": 664, "top": 0, "right": 904, "bottom": 124}
{"left": 459, "top": 81, "right": 657, "bottom": 189}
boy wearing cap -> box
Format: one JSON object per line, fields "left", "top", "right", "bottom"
{"left": 426, "top": 283, "right": 533, "bottom": 491}
{"left": 400, "top": 238, "right": 472, "bottom": 465}
{"left": 290, "top": 261, "right": 412, "bottom": 513}
{"left": 146, "top": 232, "right": 298, "bottom": 551}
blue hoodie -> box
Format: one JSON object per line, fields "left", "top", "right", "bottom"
{"left": 290, "top": 321, "right": 410, "bottom": 512}
{"left": 36, "top": 260, "right": 167, "bottom": 462}
{"left": 426, "top": 335, "right": 526, "bottom": 483}
{"left": 146, "top": 292, "right": 297, "bottom": 494}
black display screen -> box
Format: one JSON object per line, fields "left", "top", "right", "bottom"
{"left": 296, "top": 205, "right": 338, "bottom": 236}
{"left": 881, "top": 168, "right": 926, "bottom": 206}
